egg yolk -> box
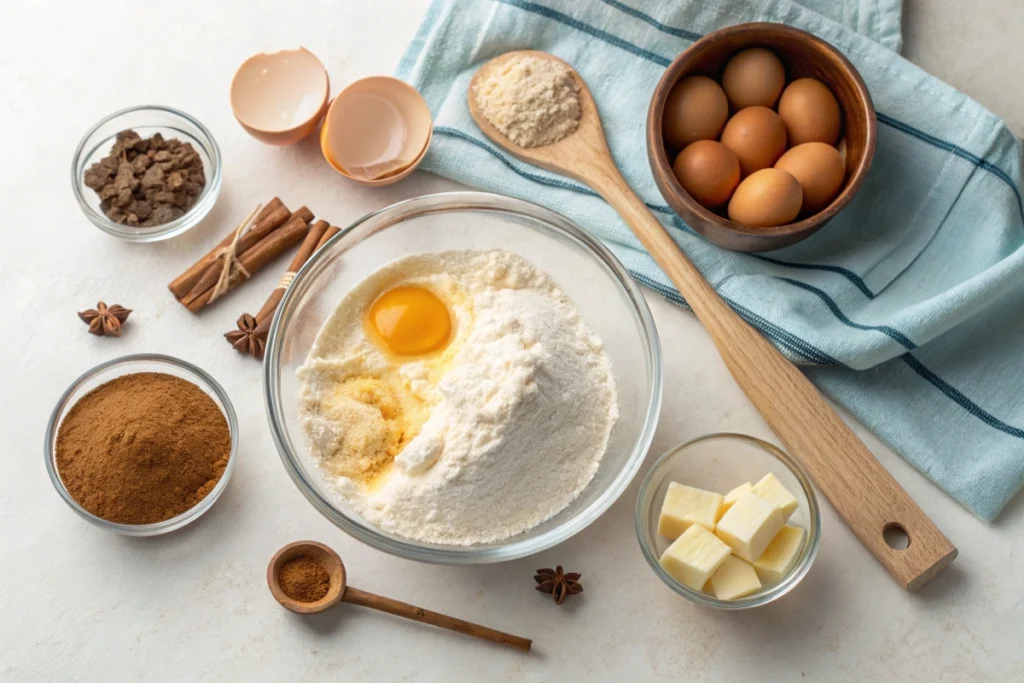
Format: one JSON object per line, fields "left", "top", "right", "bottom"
{"left": 367, "top": 286, "right": 451, "bottom": 357}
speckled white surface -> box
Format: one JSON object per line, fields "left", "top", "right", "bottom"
{"left": 2, "top": 1, "right": 1022, "bottom": 681}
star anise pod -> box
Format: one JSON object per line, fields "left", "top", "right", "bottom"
{"left": 534, "top": 566, "right": 583, "bottom": 605}
{"left": 78, "top": 301, "right": 131, "bottom": 337}
{"left": 224, "top": 313, "right": 267, "bottom": 360}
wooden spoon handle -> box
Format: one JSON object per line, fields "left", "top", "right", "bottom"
{"left": 343, "top": 586, "right": 532, "bottom": 651}
{"left": 590, "top": 169, "right": 956, "bottom": 591}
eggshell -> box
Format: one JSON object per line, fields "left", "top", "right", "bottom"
{"left": 672, "top": 140, "right": 741, "bottom": 208}
{"left": 728, "top": 168, "right": 803, "bottom": 227}
{"left": 662, "top": 76, "right": 729, "bottom": 148}
{"left": 778, "top": 78, "right": 841, "bottom": 145}
{"left": 321, "top": 76, "right": 432, "bottom": 185}
{"left": 721, "top": 48, "right": 786, "bottom": 109}
{"left": 775, "top": 142, "right": 846, "bottom": 213}
{"left": 230, "top": 47, "right": 330, "bottom": 146}
{"left": 720, "top": 106, "right": 788, "bottom": 177}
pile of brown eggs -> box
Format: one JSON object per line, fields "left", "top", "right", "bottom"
{"left": 663, "top": 48, "right": 846, "bottom": 228}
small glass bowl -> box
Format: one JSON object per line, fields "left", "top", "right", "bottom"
{"left": 71, "top": 105, "right": 222, "bottom": 242}
{"left": 636, "top": 433, "right": 820, "bottom": 609}
{"left": 44, "top": 354, "right": 238, "bottom": 536}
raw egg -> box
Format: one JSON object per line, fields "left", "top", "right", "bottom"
{"left": 777, "top": 78, "right": 841, "bottom": 145}
{"left": 720, "top": 106, "right": 788, "bottom": 177}
{"left": 662, "top": 75, "right": 729, "bottom": 149}
{"left": 672, "top": 140, "right": 740, "bottom": 208}
{"left": 775, "top": 142, "right": 846, "bottom": 213}
{"left": 721, "top": 48, "right": 786, "bottom": 109}
{"left": 728, "top": 168, "right": 803, "bottom": 227}
{"left": 366, "top": 286, "right": 452, "bottom": 357}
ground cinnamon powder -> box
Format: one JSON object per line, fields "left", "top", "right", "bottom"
{"left": 55, "top": 372, "right": 231, "bottom": 525}
{"left": 279, "top": 556, "right": 331, "bottom": 602}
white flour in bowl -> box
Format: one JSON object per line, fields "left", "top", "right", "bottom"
{"left": 297, "top": 249, "right": 618, "bottom": 545}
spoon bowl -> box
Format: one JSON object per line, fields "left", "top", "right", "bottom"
{"left": 267, "top": 540, "right": 346, "bottom": 614}
{"left": 468, "top": 51, "right": 609, "bottom": 181}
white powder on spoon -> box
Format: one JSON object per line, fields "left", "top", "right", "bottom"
{"left": 298, "top": 250, "right": 618, "bottom": 545}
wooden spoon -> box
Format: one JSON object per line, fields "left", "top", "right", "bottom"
{"left": 468, "top": 51, "right": 956, "bottom": 592}
{"left": 267, "top": 541, "right": 532, "bottom": 652}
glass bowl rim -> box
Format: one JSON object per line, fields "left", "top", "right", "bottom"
{"left": 70, "top": 104, "right": 223, "bottom": 243}
{"left": 635, "top": 432, "right": 821, "bottom": 609}
{"left": 263, "top": 190, "right": 664, "bottom": 563}
{"left": 44, "top": 353, "right": 239, "bottom": 536}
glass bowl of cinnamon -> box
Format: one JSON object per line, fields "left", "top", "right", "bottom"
{"left": 71, "top": 105, "right": 223, "bottom": 242}
{"left": 44, "top": 354, "right": 238, "bottom": 536}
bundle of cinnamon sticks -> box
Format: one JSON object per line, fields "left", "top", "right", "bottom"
{"left": 167, "top": 198, "right": 314, "bottom": 313}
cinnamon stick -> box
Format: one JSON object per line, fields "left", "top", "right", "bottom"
{"left": 168, "top": 198, "right": 289, "bottom": 299}
{"left": 179, "top": 207, "right": 313, "bottom": 307}
{"left": 184, "top": 215, "right": 311, "bottom": 313}
{"left": 252, "top": 220, "right": 331, "bottom": 323}
{"left": 317, "top": 225, "right": 341, "bottom": 251}
{"left": 248, "top": 222, "right": 335, "bottom": 343}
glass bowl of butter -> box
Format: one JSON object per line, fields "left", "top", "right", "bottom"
{"left": 636, "top": 433, "right": 820, "bottom": 609}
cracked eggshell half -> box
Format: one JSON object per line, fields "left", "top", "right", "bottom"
{"left": 320, "top": 76, "right": 433, "bottom": 186}
{"left": 231, "top": 47, "right": 330, "bottom": 146}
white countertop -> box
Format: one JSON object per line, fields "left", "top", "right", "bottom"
{"left": 2, "top": 1, "right": 1022, "bottom": 680}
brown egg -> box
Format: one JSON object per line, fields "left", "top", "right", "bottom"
{"left": 777, "top": 78, "right": 841, "bottom": 145}
{"left": 672, "top": 140, "right": 741, "bottom": 208}
{"left": 728, "top": 168, "right": 803, "bottom": 227}
{"left": 662, "top": 75, "right": 729, "bottom": 148}
{"left": 775, "top": 142, "right": 846, "bottom": 213}
{"left": 720, "top": 106, "right": 787, "bottom": 177}
{"left": 721, "top": 48, "right": 786, "bottom": 109}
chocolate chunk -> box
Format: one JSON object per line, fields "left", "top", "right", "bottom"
{"left": 148, "top": 204, "right": 183, "bottom": 225}
{"left": 129, "top": 200, "right": 153, "bottom": 220}
{"left": 140, "top": 164, "right": 165, "bottom": 189}
{"left": 130, "top": 154, "right": 152, "bottom": 174}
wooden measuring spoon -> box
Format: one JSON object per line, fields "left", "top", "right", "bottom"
{"left": 267, "top": 541, "right": 532, "bottom": 652}
{"left": 468, "top": 51, "right": 956, "bottom": 591}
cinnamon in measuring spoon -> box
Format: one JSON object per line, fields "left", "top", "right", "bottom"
{"left": 279, "top": 556, "right": 331, "bottom": 602}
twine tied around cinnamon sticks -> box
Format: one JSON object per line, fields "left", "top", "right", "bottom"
{"left": 207, "top": 204, "right": 260, "bottom": 304}
{"left": 167, "top": 198, "right": 315, "bottom": 313}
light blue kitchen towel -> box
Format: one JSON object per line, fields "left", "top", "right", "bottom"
{"left": 396, "top": 0, "right": 1024, "bottom": 521}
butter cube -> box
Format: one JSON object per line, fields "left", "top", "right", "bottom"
{"left": 714, "top": 491, "right": 784, "bottom": 562}
{"left": 658, "top": 482, "right": 723, "bottom": 539}
{"left": 751, "top": 472, "right": 799, "bottom": 521}
{"left": 709, "top": 555, "right": 762, "bottom": 600}
{"left": 754, "top": 525, "right": 806, "bottom": 584}
{"left": 717, "top": 481, "right": 753, "bottom": 521}
{"left": 659, "top": 524, "right": 732, "bottom": 590}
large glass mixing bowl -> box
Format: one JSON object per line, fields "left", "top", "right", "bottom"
{"left": 264, "top": 192, "right": 662, "bottom": 563}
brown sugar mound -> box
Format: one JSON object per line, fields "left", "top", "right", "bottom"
{"left": 55, "top": 372, "right": 231, "bottom": 525}
{"left": 279, "top": 556, "right": 331, "bottom": 603}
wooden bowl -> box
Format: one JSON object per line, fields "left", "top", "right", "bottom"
{"left": 647, "top": 23, "right": 876, "bottom": 252}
